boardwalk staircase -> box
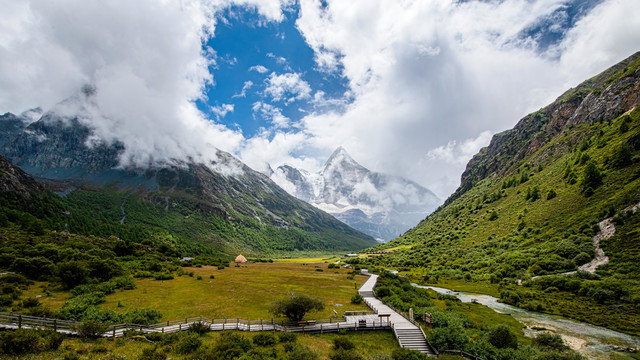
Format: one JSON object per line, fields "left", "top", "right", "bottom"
{"left": 394, "top": 327, "right": 436, "bottom": 356}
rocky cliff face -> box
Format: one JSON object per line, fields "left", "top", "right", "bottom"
{"left": 450, "top": 51, "right": 640, "bottom": 205}
{"left": 0, "top": 154, "right": 46, "bottom": 198}
{"left": 271, "top": 147, "right": 441, "bottom": 241}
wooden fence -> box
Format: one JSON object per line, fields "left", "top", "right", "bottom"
{"left": 0, "top": 312, "right": 391, "bottom": 338}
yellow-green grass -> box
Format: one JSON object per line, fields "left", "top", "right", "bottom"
{"left": 11, "top": 330, "right": 399, "bottom": 360}
{"left": 274, "top": 256, "right": 339, "bottom": 263}
{"left": 20, "top": 281, "right": 72, "bottom": 309}
{"left": 101, "top": 262, "right": 369, "bottom": 321}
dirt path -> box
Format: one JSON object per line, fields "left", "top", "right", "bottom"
{"left": 528, "top": 201, "right": 640, "bottom": 280}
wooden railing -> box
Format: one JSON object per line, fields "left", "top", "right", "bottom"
{"left": 0, "top": 312, "right": 390, "bottom": 337}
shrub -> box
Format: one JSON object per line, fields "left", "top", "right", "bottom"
{"left": 580, "top": 160, "right": 603, "bottom": 194}
{"left": 329, "top": 348, "right": 363, "bottom": 360}
{"left": 0, "top": 329, "right": 42, "bottom": 355}
{"left": 57, "top": 261, "right": 90, "bottom": 289}
{"left": 351, "top": 293, "right": 363, "bottom": 304}
{"left": 174, "top": 332, "right": 202, "bottom": 354}
{"left": 76, "top": 319, "right": 110, "bottom": 339}
{"left": 196, "top": 275, "right": 203, "bottom": 280}
{"left": 547, "top": 189, "right": 557, "bottom": 200}
{"left": 138, "top": 346, "right": 167, "bottom": 360}
{"left": 610, "top": 144, "right": 632, "bottom": 168}
{"left": 188, "top": 321, "right": 210, "bottom": 335}
{"left": 213, "top": 332, "right": 252, "bottom": 358}
{"left": 488, "top": 210, "right": 499, "bottom": 221}
{"left": 22, "top": 297, "right": 41, "bottom": 308}
{"left": 209, "top": 275, "right": 215, "bottom": 279}
{"left": 486, "top": 325, "right": 518, "bottom": 349}
{"left": 375, "top": 286, "right": 391, "bottom": 298}
{"left": 573, "top": 252, "right": 592, "bottom": 266}
{"left": 253, "top": 333, "right": 277, "bottom": 346}
{"left": 428, "top": 327, "right": 467, "bottom": 351}
{"left": 278, "top": 332, "right": 297, "bottom": 343}
{"left": 0, "top": 295, "right": 12, "bottom": 306}
{"left": 153, "top": 273, "right": 174, "bottom": 281}
{"left": 533, "top": 332, "right": 568, "bottom": 351}
{"left": 285, "top": 344, "right": 319, "bottom": 360}
{"left": 391, "top": 348, "right": 431, "bottom": 360}
{"left": 270, "top": 293, "right": 324, "bottom": 322}
{"left": 333, "top": 336, "right": 355, "bottom": 350}
{"left": 43, "top": 330, "right": 65, "bottom": 350}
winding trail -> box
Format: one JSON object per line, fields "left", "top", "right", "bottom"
{"left": 528, "top": 200, "right": 640, "bottom": 281}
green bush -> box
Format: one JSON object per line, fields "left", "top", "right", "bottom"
{"left": 351, "top": 293, "right": 363, "bottom": 304}
{"left": 138, "top": 346, "right": 167, "bottom": 360}
{"left": 188, "top": 321, "right": 210, "bottom": 335}
{"left": 332, "top": 336, "right": 355, "bottom": 350}
{"left": 0, "top": 329, "right": 42, "bottom": 355}
{"left": 174, "top": 332, "right": 202, "bottom": 354}
{"left": 76, "top": 319, "right": 110, "bottom": 339}
{"left": 532, "top": 332, "right": 568, "bottom": 351}
{"left": 391, "top": 348, "right": 431, "bottom": 360}
{"left": 278, "top": 332, "right": 297, "bottom": 343}
{"left": 285, "top": 344, "right": 319, "bottom": 360}
{"left": 580, "top": 160, "right": 603, "bottom": 194}
{"left": 428, "top": 327, "right": 467, "bottom": 351}
{"left": 253, "top": 333, "right": 277, "bottom": 346}
{"left": 270, "top": 293, "right": 324, "bottom": 322}
{"left": 486, "top": 325, "right": 518, "bottom": 349}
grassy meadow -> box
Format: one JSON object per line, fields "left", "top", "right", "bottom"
{"left": 24, "top": 262, "right": 369, "bottom": 322}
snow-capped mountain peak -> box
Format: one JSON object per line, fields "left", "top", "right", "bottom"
{"left": 270, "top": 147, "right": 441, "bottom": 241}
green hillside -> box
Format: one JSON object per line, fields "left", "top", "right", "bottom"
{"left": 360, "top": 53, "right": 640, "bottom": 335}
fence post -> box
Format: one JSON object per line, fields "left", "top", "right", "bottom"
{"left": 179, "top": 324, "right": 182, "bottom": 331}
{"left": 320, "top": 324, "right": 323, "bottom": 334}
{"left": 54, "top": 319, "right": 57, "bottom": 332}
{"left": 162, "top": 327, "right": 164, "bottom": 334}
{"left": 43, "top": 315, "right": 46, "bottom": 328}
{"left": 185, "top": 318, "right": 188, "bottom": 324}
{"left": 167, "top": 320, "right": 170, "bottom": 326}
{"left": 18, "top": 315, "right": 21, "bottom": 329}
{"left": 113, "top": 325, "right": 116, "bottom": 337}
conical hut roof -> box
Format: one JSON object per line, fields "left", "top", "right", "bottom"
{"left": 235, "top": 254, "right": 247, "bottom": 263}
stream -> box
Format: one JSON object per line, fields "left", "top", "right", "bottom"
{"left": 413, "top": 284, "right": 640, "bottom": 359}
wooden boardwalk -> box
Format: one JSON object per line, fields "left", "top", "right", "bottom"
{"left": 359, "top": 274, "right": 437, "bottom": 356}
{"left": 0, "top": 312, "right": 390, "bottom": 338}
{"left": 0, "top": 270, "right": 435, "bottom": 357}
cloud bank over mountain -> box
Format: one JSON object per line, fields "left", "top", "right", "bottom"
{"left": 1, "top": 0, "right": 639, "bottom": 198}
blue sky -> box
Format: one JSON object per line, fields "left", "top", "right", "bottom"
{"left": 201, "top": 5, "right": 348, "bottom": 138}
{"left": 1, "top": 0, "right": 639, "bottom": 198}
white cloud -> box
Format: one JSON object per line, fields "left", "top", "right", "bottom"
{"left": 252, "top": 101, "right": 290, "bottom": 128}
{"left": 263, "top": 72, "right": 312, "bottom": 103}
{"left": 211, "top": 103, "right": 235, "bottom": 118}
{"left": 232, "top": 80, "right": 254, "bottom": 98}
{"left": 0, "top": 0, "right": 292, "bottom": 168}
{"left": 285, "top": 0, "right": 640, "bottom": 198}
{"left": 267, "top": 52, "right": 288, "bottom": 64}
{"left": 249, "top": 65, "right": 269, "bottom": 73}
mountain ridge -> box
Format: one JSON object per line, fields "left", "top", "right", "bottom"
{"left": 0, "top": 108, "right": 377, "bottom": 255}
{"left": 359, "top": 51, "right": 640, "bottom": 335}
{"left": 271, "top": 147, "right": 441, "bottom": 241}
